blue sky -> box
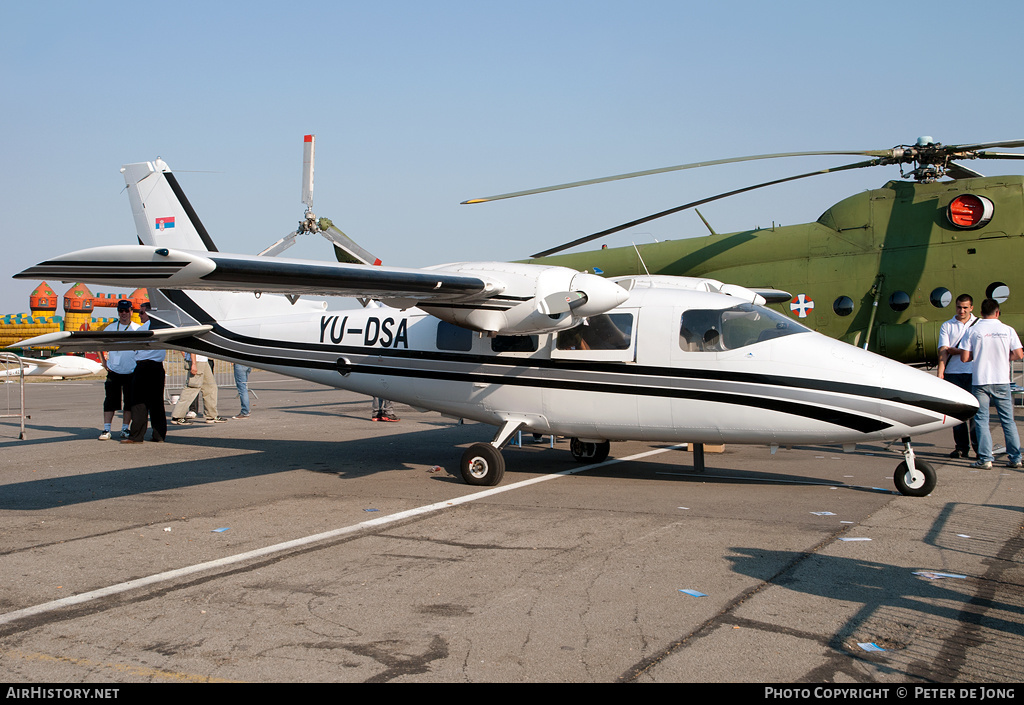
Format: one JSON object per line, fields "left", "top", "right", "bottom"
{"left": 3, "top": 0, "right": 1024, "bottom": 310}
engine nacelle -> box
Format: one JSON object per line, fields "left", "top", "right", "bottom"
{"left": 411, "top": 262, "right": 630, "bottom": 335}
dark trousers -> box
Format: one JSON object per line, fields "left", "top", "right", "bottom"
{"left": 128, "top": 360, "right": 167, "bottom": 442}
{"left": 945, "top": 372, "right": 978, "bottom": 454}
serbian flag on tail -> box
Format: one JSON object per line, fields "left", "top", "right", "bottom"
{"left": 155, "top": 217, "right": 175, "bottom": 230}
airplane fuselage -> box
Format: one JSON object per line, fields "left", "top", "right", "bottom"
{"left": 161, "top": 282, "right": 975, "bottom": 449}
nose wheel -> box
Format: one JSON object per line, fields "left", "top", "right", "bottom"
{"left": 894, "top": 437, "right": 936, "bottom": 497}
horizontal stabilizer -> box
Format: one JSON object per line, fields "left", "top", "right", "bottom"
{"left": 13, "top": 325, "right": 213, "bottom": 352}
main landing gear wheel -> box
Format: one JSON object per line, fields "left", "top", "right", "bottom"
{"left": 569, "top": 438, "right": 610, "bottom": 464}
{"left": 894, "top": 459, "right": 936, "bottom": 497}
{"left": 460, "top": 443, "right": 505, "bottom": 486}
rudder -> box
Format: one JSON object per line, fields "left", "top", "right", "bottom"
{"left": 121, "top": 159, "right": 218, "bottom": 252}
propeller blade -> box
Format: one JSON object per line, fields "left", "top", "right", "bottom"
{"left": 463, "top": 150, "right": 892, "bottom": 205}
{"left": 530, "top": 158, "right": 883, "bottom": 258}
{"left": 537, "top": 291, "right": 583, "bottom": 316}
{"left": 257, "top": 231, "right": 299, "bottom": 257}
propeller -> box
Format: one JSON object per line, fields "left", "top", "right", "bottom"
{"left": 461, "top": 137, "right": 1024, "bottom": 258}
{"left": 259, "top": 135, "right": 382, "bottom": 266}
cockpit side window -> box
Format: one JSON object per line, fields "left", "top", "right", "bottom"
{"left": 556, "top": 313, "right": 633, "bottom": 351}
{"left": 679, "top": 304, "right": 809, "bottom": 352}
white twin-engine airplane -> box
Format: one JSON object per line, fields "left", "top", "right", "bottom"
{"left": 15, "top": 158, "right": 978, "bottom": 496}
{"left": 0, "top": 354, "right": 103, "bottom": 378}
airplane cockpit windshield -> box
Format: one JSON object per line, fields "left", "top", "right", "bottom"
{"left": 679, "top": 303, "right": 810, "bottom": 352}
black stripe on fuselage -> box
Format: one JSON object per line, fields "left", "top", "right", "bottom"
{"left": 162, "top": 292, "right": 969, "bottom": 431}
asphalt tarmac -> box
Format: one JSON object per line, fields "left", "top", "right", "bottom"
{"left": 0, "top": 371, "right": 1021, "bottom": 684}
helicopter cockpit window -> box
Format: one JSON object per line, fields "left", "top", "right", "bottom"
{"left": 679, "top": 304, "right": 810, "bottom": 352}
{"left": 556, "top": 313, "right": 633, "bottom": 351}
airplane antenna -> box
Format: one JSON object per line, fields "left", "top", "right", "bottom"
{"left": 631, "top": 242, "right": 651, "bottom": 276}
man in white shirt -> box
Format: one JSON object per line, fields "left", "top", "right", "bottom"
{"left": 99, "top": 300, "right": 140, "bottom": 440}
{"left": 123, "top": 302, "right": 168, "bottom": 443}
{"left": 960, "top": 298, "right": 1024, "bottom": 469}
{"left": 937, "top": 294, "right": 978, "bottom": 458}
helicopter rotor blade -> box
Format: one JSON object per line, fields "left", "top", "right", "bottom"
{"left": 530, "top": 158, "right": 883, "bottom": 259}
{"left": 319, "top": 220, "right": 383, "bottom": 266}
{"left": 973, "top": 151, "right": 1024, "bottom": 160}
{"left": 258, "top": 230, "right": 299, "bottom": 257}
{"left": 463, "top": 150, "right": 892, "bottom": 205}
{"left": 945, "top": 139, "right": 1024, "bottom": 152}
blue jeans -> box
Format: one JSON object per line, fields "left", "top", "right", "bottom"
{"left": 234, "top": 365, "right": 251, "bottom": 416}
{"left": 973, "top": 384, "right": 1021, "bottom": 463}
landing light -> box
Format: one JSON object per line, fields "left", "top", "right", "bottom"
{"left": 947, "top": 194, "right": 994, "bottom": 229}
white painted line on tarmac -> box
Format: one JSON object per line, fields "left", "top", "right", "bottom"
{"left": 0, "top": 444, "right": 684, "bottom": 627}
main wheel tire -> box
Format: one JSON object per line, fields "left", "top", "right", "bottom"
{"left": 894, "top": 459, "right": 936, "bottom": 497}
{"left": 460, "top": 443, "right": 505, "bottom": 486}
{"left": 569, "top": 438, "right": 611, "bottom": 464}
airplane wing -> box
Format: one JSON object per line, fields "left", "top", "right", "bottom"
{"left": 11, "top": 325, "right": 213, "bottom": 352}
{"left": 16, "top": 246, "right": 498, "bottom": 301}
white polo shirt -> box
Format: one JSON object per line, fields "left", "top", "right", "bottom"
{"left": 963, "top": 318, "right": 1023, "bottom": 385}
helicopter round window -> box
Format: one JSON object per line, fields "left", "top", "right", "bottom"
{"left": 986, "top": 282, "right": 1010, "bottom": 303}
{"left": 833, "top": 296, "right": 854, "bottom": 317}
{"left": 930, "top": 287, "right": 952, "bottom": 308}
{"left": 889, "top": 291, "right": 910, "bottom": 312}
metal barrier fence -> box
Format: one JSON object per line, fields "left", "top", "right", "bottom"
{"left": 162, "top": 353, "right": 237, "bottom": 397}
{"left": 0, "top": 353, "right": 27, "bottom": 439}
{"left": 162, "top": 354, "right": 247, "bottom": 417}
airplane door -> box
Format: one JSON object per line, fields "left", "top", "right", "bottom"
{"left": 635, "top": 305, "right": 676, "bottom": 440}
{"left": 545, "top": 311, "right": 639, "bottom": 439}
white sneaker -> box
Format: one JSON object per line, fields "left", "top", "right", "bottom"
{"left": 98, "top": 430, "right": 111, "bottom": 440}
{"left": 186, "top": 410, "right": 197, "bottom": 419}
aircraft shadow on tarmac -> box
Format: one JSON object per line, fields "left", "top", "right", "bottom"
{"left": 725, "top": 534, "right": 1024, "bottom": 670}
{"left": 0, "top": 422, "right": 492, "bottom": 510}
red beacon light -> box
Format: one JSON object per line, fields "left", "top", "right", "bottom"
{"left": 947, "top": 194, "right": 994, "bottom": 229}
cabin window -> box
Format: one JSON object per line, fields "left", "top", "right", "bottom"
{"left": 930, "top": 287, "right": 952, "bottom": 308}
{"left": 436, "top": 321, "right": 473, "bottom": 351}
{"left": 833, "top": 296, "right": 854, "bottom": 317}
{"left": 491, "top": 335, "right": 539, "bottom": 353}
{"left": 679, "top": 303, "right": 809, "bottom": 352}
{"left": 888, "top": 291, "right": 910, "bottom": 312}
{"left": 556, "top": 313, "right": 633, "bottom": 351}
{"left": 987, "top": 281, "right": 1009, "bottom": 303}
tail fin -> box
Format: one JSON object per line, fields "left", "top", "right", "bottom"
{"left": 121, "top": 159, "right": 218, "bottom": 252}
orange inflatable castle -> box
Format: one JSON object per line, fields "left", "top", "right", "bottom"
{"left": 1, "top": 282, "right": 149, "bottom": 350}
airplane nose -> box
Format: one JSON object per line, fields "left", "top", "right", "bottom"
{"left": 884, "top": 363, "right": 979, "bottom": 424}
{"left": 946, "top": 382, "right": 980, "bottom": 423}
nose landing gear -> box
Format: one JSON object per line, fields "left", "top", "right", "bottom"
{"left": 894, "top": 437, "right": 936, "bottom": 497}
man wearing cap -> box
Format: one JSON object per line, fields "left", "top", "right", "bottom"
{"left": 123, "top": 302, "right": 167, "bottom": 443}
{"left": 99, "top": 300, "right": 140, "bottom": 440}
